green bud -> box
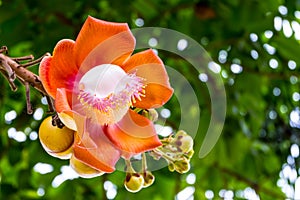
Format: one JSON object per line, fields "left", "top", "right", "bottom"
{"left": 142, "top": 109, "right": 158, "bottom": 122}
{"left": 174, "top": 158, "right": 190, "bottom": 174}
{"left": 168, "top": 162, "right": 175, "bottom": 172}
{"left": 173, "top": 130, "right": 194, "bottom": 153}
{"left": 124, "top": 173, "right": 144, "bottom": 193}
{"left": 148, "top": 109, "right": 158, "bottom": 122}
{"left": 142, "top": 171, "right": 155, "bottom": 188}
{"left": 185, "top": 149, "right": 194, "bottom": 159}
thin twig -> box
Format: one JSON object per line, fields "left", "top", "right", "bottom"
{"left": 12, "top": 55, "right": 34, "bottom": 63}
{"left": 52, "top": 114, "right": 64, "bottom": 128}
{"left": 25, "top": 82, "right": 33, "bottom": 114}
{"left": 0, "top": 50, "right": 55, "bottom": 113}
{"left": 21, "top": 53, "right": 50, "bottom": 68}
{"left": 46, "top": 95, "right": 55, "bottom": 113}
{"left": 0, "top": 53, "right": 47, "bottom": 95}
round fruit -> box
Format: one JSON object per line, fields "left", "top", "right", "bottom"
{"left": 70, "top": 154, "right": 104, "bottom": 178}
{"left": 39, "top": 116, "right": 74, "bottom": 156}
{"left": 46, "top": 144, "right": 73, "bottom": 160}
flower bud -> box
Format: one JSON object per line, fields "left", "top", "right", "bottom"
{"left": 142, "top": 171, "right": 155, "bottom": 188}
{"left": 174, "top": 158, "right": 190, "bottom": 174}
{"left": 148, "top": 109, "right": 158, "bottom": 122}
{"left": 185, "top": 149, "right": 194, "bottom": 159}
{"left": 124, "top": 173, "right": 144, "bottom": 193}
{"left": 173, "top": 130, "right": 193, "bottom": 153}
{"left": 168, "top": 162, "right": 175, "bottom": 172}
{"left": 141, "top": 109, "right": 158, "bottom": 122}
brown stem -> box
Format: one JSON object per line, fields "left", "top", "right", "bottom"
{"left": 12, "top": 55, "right": 34, "bottom": 63}
{"left": 21, "top": 53, "right": 50, "bottom": 68}
{"left": 52, "top": 114, "right": 64, "bottom": 128}
{"left": 25, "top": 82, "right": 33, "bottom": 114}
{"left": 46, "top": 95, "right": 55, "bottom": 113}
{"left": 0, "top": 53, "right": 48, "bottom": 95}
{"left": 0, "top": 51, "right": 54, "bottom": 113}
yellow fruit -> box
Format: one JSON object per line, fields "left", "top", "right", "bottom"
{"left": 39, "top": 116, "right": 74, "bottom": 158}
{"left": 46, "top": 144, "right": 73, "bottom": 160}
{"left": 70, "top": 155, "right": 104, "bottom": 178}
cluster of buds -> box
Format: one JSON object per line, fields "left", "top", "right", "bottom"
{"left": 150, "top": 130, "right": 194, "bottom": 174}
{"left": 122, "top": 108, "right": 194, "bottom": 192}
{"left": 124, "top": 154, "right": 155, "bottom": 193}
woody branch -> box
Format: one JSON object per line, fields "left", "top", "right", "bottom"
{"left": 0, "top": 46, "right": 54, "bottom": 114}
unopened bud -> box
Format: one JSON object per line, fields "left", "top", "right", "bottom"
{"left": 142, "top": 171, "right": 155, "bottom": 188}
{"left": 173, "top": 130, "right": 193, "bottom": 153}
{"left": 142, "top": 109, "right": 158, "bottom": 122}
{"left": 185, "top": 149, "right": 194, "bottom": 159}
{"left": 124, "top": 173, "right": 144, "bottom": 193}
{"left": 174, "top": 158, "right": 190, "bottom": 174}
{"left": 148, "top": 109, "right": 158, "bottom": 122}
{"left": 168, "top": 162, "right": 175, "bottom": 172}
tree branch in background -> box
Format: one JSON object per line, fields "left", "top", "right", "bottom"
{"left": 215, "top": 164, "right": 285, "bottom": 199}
{"left": 0, "top": 46, "right": 54, "bottom": 114}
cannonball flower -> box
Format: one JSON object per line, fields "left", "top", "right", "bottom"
{"left": 39, "top": 16, "right": 173, "bottom": 173}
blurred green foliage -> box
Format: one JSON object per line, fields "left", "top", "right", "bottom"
{"left": 1, "top": 0, "right": 300, "bottom": 199}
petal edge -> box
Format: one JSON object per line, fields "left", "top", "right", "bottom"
{"left": 103, "top": 110, "right": 162, "bottom": 154}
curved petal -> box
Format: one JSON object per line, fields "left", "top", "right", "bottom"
{"left": 73, "top": 119, "right": 120, "bottom": 173}
{"left": 55, "top": 88, "right": 78, "bottom": 131}
{"left": 55, "top": 88, "right": 73, "bottom": 113}
{"left": 136, "top": 84, "right": 173, "bottom": 109}
{"left": 121, "top": 49, "right": 174, "bottom": 108}
{"left": 74, "top": 16, "right": 135, "bottom": 73}
{"left": 103, "top": 110, "right": 162, "bottom": 154}
{"left": 39, "top": 39, "right": 78, "bottom": 98}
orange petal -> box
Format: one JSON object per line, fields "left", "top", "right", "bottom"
{"left": 39, "top": 39, "right": 78, "bottom": 98}
{"left": 55, "top": 88, "right": 78, "bottom": 131}
{"left": 103, "top": 110, "right": 162, "bottom": 154}
{"left": 136, "top": 83, "right": 173, "bottom": 109}
{"left": 73, "top": 120, "right": 120, "bottom": 173}
{"left": 55, "top": 88, "right": 73, "bottom": 113}
{"left": 122, "top": 49, "right": 174, "bottom": 108}
{"left": 74, "top": 16, "right": 135, "bottom": 73}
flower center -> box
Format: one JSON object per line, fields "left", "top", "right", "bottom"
{"left": 78, "top": 64, "right": 145, "bottom": 125}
